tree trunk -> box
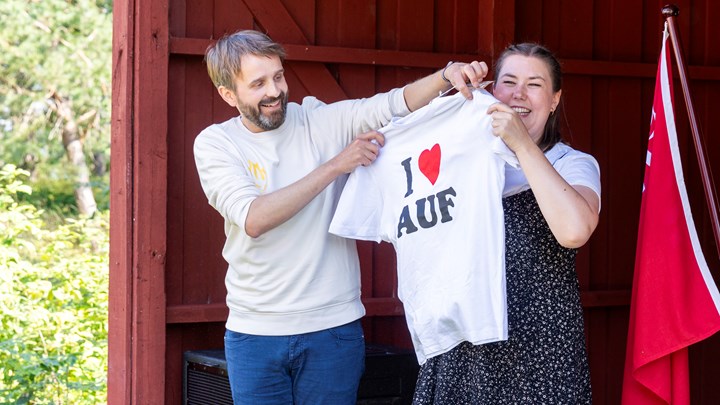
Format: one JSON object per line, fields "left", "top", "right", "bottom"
{"left": 56, "top": 95, "right": 97, "bottom": 216}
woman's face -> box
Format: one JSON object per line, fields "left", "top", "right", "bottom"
{"left": 492, "top": 54, "right": 561, "bottom": 143}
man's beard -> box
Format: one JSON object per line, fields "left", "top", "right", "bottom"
{"left": 238, "top": 92, "right": 288, "bottom": 131}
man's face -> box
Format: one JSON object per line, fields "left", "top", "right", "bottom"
{"left": 219, "top": 54, "right": 289, "bottom": 132}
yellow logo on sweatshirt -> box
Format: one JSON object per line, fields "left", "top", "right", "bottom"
{"left": 247, "top": 160, "right": 268, "bottom": 192}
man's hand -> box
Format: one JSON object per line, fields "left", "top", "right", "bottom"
{"left": 329, "top": 130, "right": 385, "bottom": 174}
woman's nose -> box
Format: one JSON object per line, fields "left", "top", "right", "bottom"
{"left": 512, "top": 85, "right": 527, "bottom": 100}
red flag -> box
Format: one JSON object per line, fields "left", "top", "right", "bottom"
{"left": 621, "top": 24, "right": 720, "bottom": 404}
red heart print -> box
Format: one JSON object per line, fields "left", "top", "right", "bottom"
{"left": 419, "top": 144, "right": 441, "bottom": 185}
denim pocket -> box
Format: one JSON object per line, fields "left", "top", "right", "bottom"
{"left": 328, "top": 320, "right": 365, "bottom": 341}
{"left": 224, "top": 329, "right": 252, "bottom": 344}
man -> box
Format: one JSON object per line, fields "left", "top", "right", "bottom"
{"left": 194, "top": 29, "right": 487, "bottom": 404}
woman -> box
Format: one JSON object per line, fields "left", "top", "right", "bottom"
{"left": 413, "top": 43, "right": 600, "bottom": 404}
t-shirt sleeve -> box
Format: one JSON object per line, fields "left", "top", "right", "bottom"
{"left": 554, "top": 150, "right": 602, "bottom": 211}
{"left": 329, "top": 166, "right": 384, "bottom": 243}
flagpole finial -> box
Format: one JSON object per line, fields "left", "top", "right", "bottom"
{"left": 662, "top": 4, "right": 679, "bottom": 18}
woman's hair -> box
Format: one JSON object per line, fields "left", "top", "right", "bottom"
{"left": 205, "top": 30, "right": 287, "bottom": 90}
{"left": 493, "top": 43, "right": 563, "bottom": 151}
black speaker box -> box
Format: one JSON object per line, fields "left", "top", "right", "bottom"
{"left": 183, "top": 344, "right": 419, "bottom": 404}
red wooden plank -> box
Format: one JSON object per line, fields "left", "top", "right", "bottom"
{"left": 286, "top": 61, "right": 347, "bottom": 102}
{"left": 165, "top": 57, "right": 187, "bottom": 307}
{"left": 168, "top": 0, "right": 186, "bottom": 37}
{"left": 514, "top": 0, "right": 542, "bottom": 44}
{"left": 394, "top": 0, "right": 434, "bottom": 89}
{"left": 451, "top": 0, "right": 479, "bottom": 54}
{"left": 162, "top": 290, "right": 631, "bottom": 325}
{"left": 213, "top": 0, "right": 254, "bottom": 38}
{"left": 611, "top": 0, "right": 644, "bottom": 61}
{"left": 185, "top": 0, "right": 213, "bottom": 39}
{"left": 558, "top": 0, "right": 593, "bottom": 58}
{"left": 315, "top": 0, "right": 339, "bottom": 46}
{"left": 396, "top": 0, "right": 433, "bottom": 51}
{"left": 579, "top": 290, "right": 630, "bottom": 307}
{"left": 375, "top": 0, "right": 397, "bottom": 50}
{"left": 336, "top": 0, "right": 376, "bottom": 99}
{"left": 131, "top": 0, "right": 170, "bottom": 403}
{"left": 177, "top": 58, "right": 226, "bottom": 306}
{"left": 169, "top": 37, "right": 720, "bottom": 80}
{"left": 281, "top": 0, "right": 316, "bottom": 42}
{"left": 166, "top": 303, "right": 229, "bottom": 324}
{"left": 241, "top": 0, "right": 308, "bottom": 42}
{"left": 562, "top": 75, "right": 595, "bottom": 291}
{"left": 168, "top": 37, "right": 479, "bottom": 66}
{"left": 704, "top": 0, "right": 720, "bottom": 65}
{"left": 476, "top": 0, "right": 515, "bottom": 59}
{"left": 432, "top": 0, "right": 455, "bottom": 53}
{"left": 357, "top": 241, "right": 375, "bottom": 303}
{"left": 691, "top": 332, "right": 720, "bottom": 403}
{"left": 607, "top": 77, "right": 645, "bottom": 288}
{"left": 606, "top": 309, "right": 630, "bottom": 403}
{"left": 372, "top": 242, "right": 397, "bottom": 298}
{"left": 588, "top": 77, "right": 611, "bottom": 294}
{"left": 585, "top": 310, "right": 609, "bottom": 403}
{"left": 108, "top": 0, "right": 134, "bottom": 402}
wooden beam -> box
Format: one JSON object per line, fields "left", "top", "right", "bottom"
{"left": 165, "top": 290, "right": 631, "bottom": 326}
{"left": 109, "top": 0, "right": 171, "bottom": 403}
{"left": 166, "top": 303, "right": 229, "bottom": 324}
{"left": 108, "top": 0, "right": 134, "bottom": 402}
{"left": 168, "top": 37, "right": 720, "bottom": 81}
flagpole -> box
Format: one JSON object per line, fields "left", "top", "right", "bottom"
{"left": 662, "top": 4, "right": 720, "bottom": 258}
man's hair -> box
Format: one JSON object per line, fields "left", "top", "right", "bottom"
{"left": 205, "top": 30, "right": 287, "bottom": 90}
{"left": 493, "top": 43, "right": 564, "bottom": 151}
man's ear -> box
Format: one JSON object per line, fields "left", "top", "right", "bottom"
{"left": 217, "top": 86, "right": 238, "bottom": 107}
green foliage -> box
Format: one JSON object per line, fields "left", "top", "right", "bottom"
{"left": 0, "top": 0, "right": 112, "bottom": 402}
{"left": 0, "top": 164, "right": 108, "bottom": 404}
{"left": 0, "top": 0, "right": 112, "bottom": 213}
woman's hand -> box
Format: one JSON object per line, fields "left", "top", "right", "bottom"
{"left": 443, "top": 61, "right": 490, "bottom": 100}
{"left": 487, "top": 102, "right": 535, "bottom": 153}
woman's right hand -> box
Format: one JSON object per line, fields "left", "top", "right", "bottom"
{"left": 487, "top": 102, "right": 535, "bottom": 153}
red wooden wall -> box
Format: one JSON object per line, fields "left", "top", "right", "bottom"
{"left": 110, "top": 0, "right": 720, "bottom": 403}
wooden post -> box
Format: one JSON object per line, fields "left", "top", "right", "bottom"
{"left": 662, "top": 4, "right": 720, "bottom": 258}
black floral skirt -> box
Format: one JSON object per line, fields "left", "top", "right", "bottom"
{"left": 412, "top": 190, "right": 592, "bottom": 404}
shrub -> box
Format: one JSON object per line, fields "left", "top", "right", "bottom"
{"left": 0, "top": 164, "right": 108, "bottom": 404}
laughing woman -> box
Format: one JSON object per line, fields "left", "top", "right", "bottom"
{"left": 413, "top": 43, "right": 600, "bottom": 404}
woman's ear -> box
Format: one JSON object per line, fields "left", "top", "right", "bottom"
{"left": 551, "top": 89, "right": 562, "bottom": 112}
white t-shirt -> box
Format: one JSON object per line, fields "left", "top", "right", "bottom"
{"left": 330, "top": 89, "right": 517, "bottom": 364}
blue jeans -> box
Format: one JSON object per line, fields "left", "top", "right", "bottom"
{"left": 224, "top": 320, "right": 365, "bottom": 405}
